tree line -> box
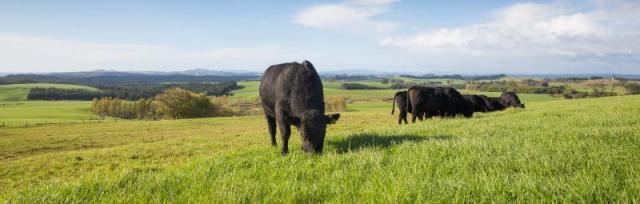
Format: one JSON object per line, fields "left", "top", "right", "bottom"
{"left": 399, "top": 74, "right": 506, "bottom": 81}
{"left": 340, "top": 83, "right": 384, "bottom": 90}
{"left": 624, "top": 83, "right": 640, "bottom": 94}
{"left": 28, "top": 82, "right": 242, "bottom": 101}
{"left": 465, "top": 81, "right": 567, "bottom": 94}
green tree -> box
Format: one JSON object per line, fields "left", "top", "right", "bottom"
{"left": 155, "top": 88, "right": 216, "bottom": 119}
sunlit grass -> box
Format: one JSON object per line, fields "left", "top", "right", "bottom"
{"left": 1, "top": 95, "right": 638, "bottom": 202}
{"left": 0, "top": 101, "right": 102, "bottom": 126}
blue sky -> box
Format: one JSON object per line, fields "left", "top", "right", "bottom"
{"left": 1, "top": 0, "right": 639, "bottom": 74}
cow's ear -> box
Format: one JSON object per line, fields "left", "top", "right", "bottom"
{"left": 325, "top": 113, "right": 340, "bottom": 124}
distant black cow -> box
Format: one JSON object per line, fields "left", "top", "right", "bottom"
{"left": 441, "top": 87, "right": 474, "bottom": 118}
{"left": 407, "top": 86, "right": 473, "bottom": 123}
{"left": 259, "top": 61, "right": 340, "bottom": 154}
{"left": 499, "top": 92, "right": 525, "bottom": 108}
{"left": 485, "top": 96, "right": 506, "bottom": 111}
{"left": 464, "top": 94, "right": 515, "bottom": 112}
{"left": 462, "top": 94, "right": 491, "bottom": 112}
{"left": 391, "top": 91, "right": 412, "bottom": 124}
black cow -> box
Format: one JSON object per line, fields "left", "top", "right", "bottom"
{"left": 391, "top": 91, "right": 411, "bottom": 124}
{"left": 484, "top": 96, "right": 506, "bottom": 111}
{"left": 259, "top": 61, "right": 340, "bottom": 154}
{"left": 441, "top": 87, "right": 474, "bottom": 118}
{"left": 499, "top": 92, "right": 525, "bottom": 108}
{"left": 407, "top": 86, "right": 473, "bottom": 123}
{"left": 462, "top": 94, "right": 491, "bottom": 112}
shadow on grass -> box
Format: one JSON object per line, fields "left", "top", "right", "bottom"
{"left": 329, "top": 133, "right": 454, "bottom": 154}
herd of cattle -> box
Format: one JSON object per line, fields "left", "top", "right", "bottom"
{"left": 260, "top": 61, "right": 525, "bottom": 155}
{"left": 391, "top": 87, "right": 525, "bottom": 124}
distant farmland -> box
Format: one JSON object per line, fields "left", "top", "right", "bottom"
{"left": 0, "top": 83, "right": 98, "bottom": 101}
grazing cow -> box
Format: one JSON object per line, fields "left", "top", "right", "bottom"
{"left": 483, "top": 92, "right": 524, "bottom": 112}
{"left": 391, "top": 91, "right": 411, "bottom": 124}
{"left": 462, "top": 94, "right": 491, "bottom": 112}
{"left": 407, "top": 86, "right": 473, "bottom": 123}
{"left": 484, "top": 96, "right": 506, "bottom": 111}
{"left": 499, "top": 92, "right": 525, "bottom": 108}
{"left": 260, "top": 61, "right": 340, "bottom": 154}
{"left": 441, "top": 87, "right": 474, "bottom": 118}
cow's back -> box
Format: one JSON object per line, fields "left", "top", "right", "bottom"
{"left": 259, "top": 61, "right": 325, "bottom": 118}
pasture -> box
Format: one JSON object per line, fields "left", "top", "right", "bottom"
{"left": 233, "top": 81, "right": 398, "bottom": 100}
{"left": 0, "top": 101, "right": 102, "bottom": 127}
{"left": 1, "top": 95, "right": 638, "bottom": 202}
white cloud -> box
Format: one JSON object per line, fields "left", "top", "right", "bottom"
{"left": 380, "top": 1, "right": 640, "bottom": 73}
{"left": 0, "top": 34, "right": 304, "bottom": 72}
{"left": 293, "top": 0, "right": 398, "bottom": 34}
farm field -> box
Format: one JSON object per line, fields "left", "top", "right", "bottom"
{"left": 0, "top": 83, "right": 99, "bottom": 101}
{"left": 233, "top": 81, "right": 398, "bottom": 101}
{"left": 0, "top": 101, "right": 101, "bottom": 126}
{"left": 1, "top": 95, "right": 639, "bottom": 202}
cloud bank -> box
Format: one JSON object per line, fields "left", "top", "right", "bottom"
{"left": 0, "top": 34, "right": 303, "bottom": 72}
{"left": 379, "top": 1, "right": 640, "bottom": 73}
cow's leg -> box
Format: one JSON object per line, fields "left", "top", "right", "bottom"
{"left": 411, "top": 105, "right": 421, "bottom": 123}
{"left": 276, "top": 115, "right": 291, "bottom": 155}
{"left": 398, "top": 112, "right": 403, "bottom": 124}
{"left": 265, "top": 115, "right": 277, "bottom": 146}
{"left": 400, "top": 111, "right": 408, "bottom": 124}
{"left": 411, "top": 111, "right": 419, "bottom": 123}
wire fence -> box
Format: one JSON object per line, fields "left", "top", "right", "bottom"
{"left": 0, "top": 119, "right": 110, "bottom": 128}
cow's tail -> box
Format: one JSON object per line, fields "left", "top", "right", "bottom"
{"left": 391, "top": 92, "right": 399, "bottom": 115}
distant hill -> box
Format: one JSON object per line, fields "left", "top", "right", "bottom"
{"left": 131, "top": 68, "right": 260, "bottom": 77}
{"left": 0, "top": 70, "right": 260, "bottom": 86}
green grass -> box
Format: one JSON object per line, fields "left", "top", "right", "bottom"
{"left": 231, "top": 81, "right": 261, "bottom": 100}
{"left": 1, "top": 95, "right": 639, "bottom": 202}
{"left": 233, "top": 81, "right": 399, "bottom": 101}
{"left": 0, "top": 101, "right": 102, "bottom": 126}
{"left": 0, "top": 83, "right": 99, "bottom": 101}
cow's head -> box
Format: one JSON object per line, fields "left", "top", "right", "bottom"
{"left": 501, "top": 92, "right": 525, "bottom": 108}
{"left": 299, "top": 110, "right": 340, "bottom": 154}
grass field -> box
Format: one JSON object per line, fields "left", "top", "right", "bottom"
{"left": 0, "top": 101, "right": 101, "bottom": 126}
{"left": 1, "top": 95, "right": 638, "bottom": 202}
{"left": 233, "top": 81, "right": 399, "bottom": 101}
{"left": 0, "top": 83, "right": 99, "bottom": 101}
